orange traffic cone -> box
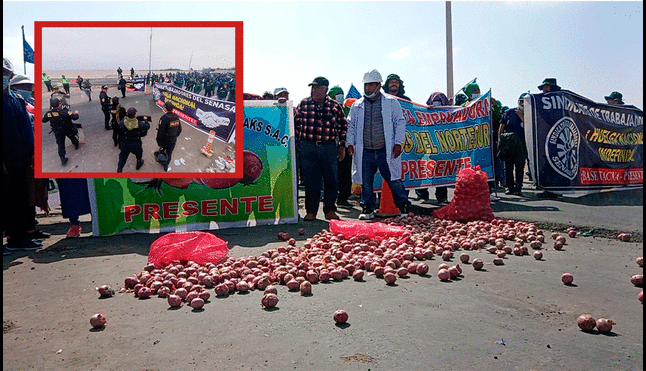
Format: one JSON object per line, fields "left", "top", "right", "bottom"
{"left": 145, "top": 84, "right": 149, "bottom": 94}
{"left": 375, "top": 180, "right": 401, "bottom": 217}
{"left": 200, "top": 130, "right": 216, "bottom": 157}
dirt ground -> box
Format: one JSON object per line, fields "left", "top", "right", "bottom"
{"left": 3, "top": 187, "right": 643, "bottom": 370}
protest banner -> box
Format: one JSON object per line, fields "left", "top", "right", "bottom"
{"left": 525, "top": 90, "right": 643, "bottom": 191}
{"left": 125, "top": 77, "right": 146, "bottom": 92}
{"left": 370, "top": 91, "right": 494, "bottom": 191}
{"left": 89, "top": 101, "right": 297, "bottom": 236}
{"left": 152, "top": 82, "right": 235, "bottom": 143}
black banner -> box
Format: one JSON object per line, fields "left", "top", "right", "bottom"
{"left": 152, "top": 82, "right": 235, "bottom": 142}
{"left": 125, "top": 77, "right": 146, "bottom": 92}
{"left": 527, "top": 90, "right": 643, "bottom": 190}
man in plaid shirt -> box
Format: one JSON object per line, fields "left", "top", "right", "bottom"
{"left": 294, "top": 76, "right": 347, "bottom": 221}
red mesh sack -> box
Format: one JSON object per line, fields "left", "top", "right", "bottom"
{"left": 329, "top": 220, "right": 408, "bottom": 240}
{"left": 433, "top": 166, "right": 494, "bottom": 222}
{"left": 148, "top": 231, "right": 229, "bottom": 268}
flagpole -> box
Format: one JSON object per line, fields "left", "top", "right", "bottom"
{"left": 22, "top": 25, "right": 27, "bottom": 74}
{"left": 148, "top": 27, "right": 152, "bottom": 77}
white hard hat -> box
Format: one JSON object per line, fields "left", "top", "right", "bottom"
{"left": 10, "top": 74, "right": 34, "bottom": 86}
{"left": 274, "top": 87, "right": 288, "bottom": 96}
{"left": 3, "top": 57, "right": 14, "bottom": 74}
{"left": 362, "top": 69, "right": 383, "bottom": 84}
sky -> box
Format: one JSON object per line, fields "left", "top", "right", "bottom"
{"left": 3, "top": 1, "right": 643, "bottom": 109}
{"left": 41, "top": 27, "right": 235, "bottom": 71}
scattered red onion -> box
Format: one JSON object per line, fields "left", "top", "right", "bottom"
{"left": 472, "top": 259, "right": 484, "bottom": 270}
{"left": 631, "top": 274, "right": 643, "bottom": 287}
{"left": 577, "top": 314, "right": 596, "bottom": 331}
{"left": 596, "top": 318, "right": 616, "bottom": 333}
{"left": 334, "top": 309, "right": 348, "bottom": 324}
{"left": 561, "top": 273, "right": 574, "bottom": 284}
{"left": 90, "top": 313, "right": 107, "bottom": 328}
{"left": 261, "top": 293, "right": 279, "bottom": 308}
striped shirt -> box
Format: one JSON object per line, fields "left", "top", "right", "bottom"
{"left": 363, "top": 96, "right": 385, "bottom": 150}
{"left": 295, "top": 96, "right": 347, "bottom": 145}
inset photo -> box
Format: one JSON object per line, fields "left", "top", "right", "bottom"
{"left": 35, "top": 21, "right": 243, "bottom": 178}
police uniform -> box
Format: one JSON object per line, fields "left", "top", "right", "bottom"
{"left": 110, "top": 97, "right": 126, "bottom": 147}
{"left": 42, "top": 100, "right": 79, "bottom": 165}
{"left": 117, "top": 108, "right": 150, "bottom": 172}
{"left": 156, "top": 109, "right": 182, "bottom": 171}
{"left": 99, "top": 86, "right": 111, "bottom": 130}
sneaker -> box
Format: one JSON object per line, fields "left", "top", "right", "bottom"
{"left": 490, "top": 194, "right": 500, "bottom": 202}
{"left": 325, "top": 211, "right": 340, "bottom": 220}
{"left": 27, "top": 229, "right": 51, "bottom": 239}
{"left": 505, "top": 190, "right": 514, "bottom": 195}
{"left": 66, "top": 224, "right": 82, "bottom": 238}
{"left": 5, "top": 238, "right": 41, "bottom": 251}
{"left": 358, "top": 206, "right": 374, "bottom": 220}
{"left": 61, "top": 157, "right": 69, "bottom": 166}
{"left": 303, "top": 213, "right": 316, "bottom": 221}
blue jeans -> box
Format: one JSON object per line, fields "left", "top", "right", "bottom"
{"left": 361, "top": 148, "right": 407, "bottom": 210}
{"left": 299, "top": 140, "right": 338, "bottom": 215}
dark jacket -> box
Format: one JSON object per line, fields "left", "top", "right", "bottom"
{"left": 43, "top": 107, "right": 79, "bottom": 135}
{"left": 119, "top": 117, "right": 150, "bottom": 143}
{"left": 100, "top": 91, "right": 111, "bottom": 110}
{"left": 156, "top": 112, "right": 182, "bottom": 147}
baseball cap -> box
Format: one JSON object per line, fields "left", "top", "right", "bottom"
{"left": 308, "top": 76, "right": 329, "bottom": 87}
{"left": 102, "top": 85, "right": 108, "bottom": 89}
{"left": 274, "top": 87, "right": 289, "bottom": 96}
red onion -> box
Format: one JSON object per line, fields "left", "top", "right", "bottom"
{"left": 124, "top": 276, "right": 138, "bottom": 289}
{"left": 286, "top": 279, "right": 300, "bottom": 291}
{"left": 384, "top": 272, "right": 397, "bottom": 285}
{"left": 493, "top": 258, "right": 504, "bottom": 266}
{"left": 472, "top": 259, "right": 484, "bottom": 270}
{"left": 157, "top": 286, "right": 171, "bottom": 298}
{"left": 639, "top": 290, "right": 643, "bottom": 303}
{"left": 96, "top": 285, "right": 115, "bottom": 298}
{"left": 198, "top": 291, "right": 210, "bottom": 302}
{"left": 264, "top": 285, "right": 278, "bottom": 295}
{"left": 261, "top": 293, "right": 279, "bottom": 308}
{"left": 190, "top": 297, "right": 204, "bottom": 309}
{"left": 214, "top": 284, "right": 229, "bottom": 296}
{"left": 167, "top": 294, "right": 183, "bottom": 307}
{"left": 448, "top": 266, "right": 459, "bottom": 278}
{"left": 637, "top": 256, "right": 644, "bottom": 267}
{"left": 438, "top": 268, "right": 450, "bottom": 281}
{"left": 298, "top": 228, "right": 305, "bottom": 235}
{"left": 138, "top": 287, "right": 153, "bottom": 299}
{"left": 397, "top": 267, "right": 409, "bottom": 278}
{"left": 236, "top": 281, "right": 250, "bottom": 293}
{"left": 561, "top": 273, "right": 574, "bottom": 284}
{"left": 555, "top": 235, "right": 566, "bottom": 245}
{"left": 577, "top": 314, "right": 596, "bottom": 331}
{"left": 459, "top": 253, "right": 469, "bottom": 263}
{"left": 175, "top": 287, "right": 188, "bottom": 300}
{"left": 533, "top": 251, "right": 543, "bottom": 260}
{"left": 596, "top": 318, "right": 616, "bottom": 333}
{"left": 300, "top": 281, "right": 312, "bottom": 295}
{"left": 553, "top": 241, "right": 564, "bottom": 250}
{"left": 496, "top": 250, "right": 506, "bottom": 258}
{"left": 334, "top": 309, "right": 348, "bottom": 324}
{"left": 416, "top": 263, "right": 429, "bottom": 276}
{"left": 90, "top": 313, "right": 107, "bottom": 328}
{"left": 438, "top": 263, "right": 450, "bottom": 271}
{"left": 618, "top": 233, "right": 632, "bottom": 242}
{"left": 631, "top": 274, "right": 643, "bottom": 287}
{"left": 352, "top": 269, "right": 364, "bottom": 281}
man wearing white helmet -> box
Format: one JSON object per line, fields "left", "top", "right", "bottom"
{"left": 10, "top": 74, "right": 35, "bottom": 106}
{"left": 3, "top": 57, "right": 42, "bottom": 253}
{"left": 346, "top": 69, "right": 411, "bottom": 220}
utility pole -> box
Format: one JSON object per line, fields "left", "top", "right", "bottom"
{"left": 148, "top": 28, "right": 152, "bottom": 76}
{"left": 189, "top": 51, "right": 194, "bottom": 71}
{"left": 446, "top": 1, "right": 454, "bottom": 104}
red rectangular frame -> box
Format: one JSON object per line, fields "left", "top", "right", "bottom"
{"left": 34, "top": 21, "right": 243, "bottom": 179}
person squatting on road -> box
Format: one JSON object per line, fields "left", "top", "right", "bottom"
{"left": 100, "top": 85, "right": 112, "bottom": 130}
{"left": 110, "top": 97, "right": 126, "bottom": 147}
{"left": 42, "top": 97, "right": 80, "bottom": 166}
{"left": 294, "top": 76, "right": 347, "bottom": 221}
{"left": 117, "top": 107, "right": 149, "bottom": 173}
{"left": 346, "top": 69, "right": 411, "bottom": 220}
{"left": 156, "top": 101, "right": 182, "bottom": 172}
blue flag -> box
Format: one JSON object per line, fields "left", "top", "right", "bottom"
{"left": 23, "top": 26, "right": 34, "bottom": 64}
{"left": 346, "top": 83, "right": 361, "bottom": 99}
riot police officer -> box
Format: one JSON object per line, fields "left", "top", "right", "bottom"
{"left": 42, "top": 97, "right": 79, "bottom": 166}
{"left": 99, "top": 85, "right": 111, "bottom": 130}
{"left": 155, "top": 101, "right": 183, "bottom": 172}
{"left": 117, "top": 107, "right": 150, "bottom": 172}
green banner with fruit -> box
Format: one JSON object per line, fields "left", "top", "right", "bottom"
{"left": 90, "top": 101, "right": 298, "bottom": 235}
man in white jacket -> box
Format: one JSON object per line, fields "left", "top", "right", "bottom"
{"left": 346, "top": 69, "right": 411, "bottom": 220}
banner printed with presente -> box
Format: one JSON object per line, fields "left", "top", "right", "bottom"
{"left": 89, "top": 101, "right": 297, "bottom": 236}
{"left": 125, "top": 77, "right": 146, "bottom": 91}
{"left": 526, "top": 90, "right": 643, "bottom": 190}
{"left": 152, "top": 82, "right": 235, "bottom": 143}
{"left": 371, "top": 91, "right": 494, "bottom": 191}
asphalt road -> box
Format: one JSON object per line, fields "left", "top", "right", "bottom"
{"left": 2, "top": 185, "right": 643, "bottom": 370}
{"left": 39, "top": 86, "right": 235, "bottom": 175}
